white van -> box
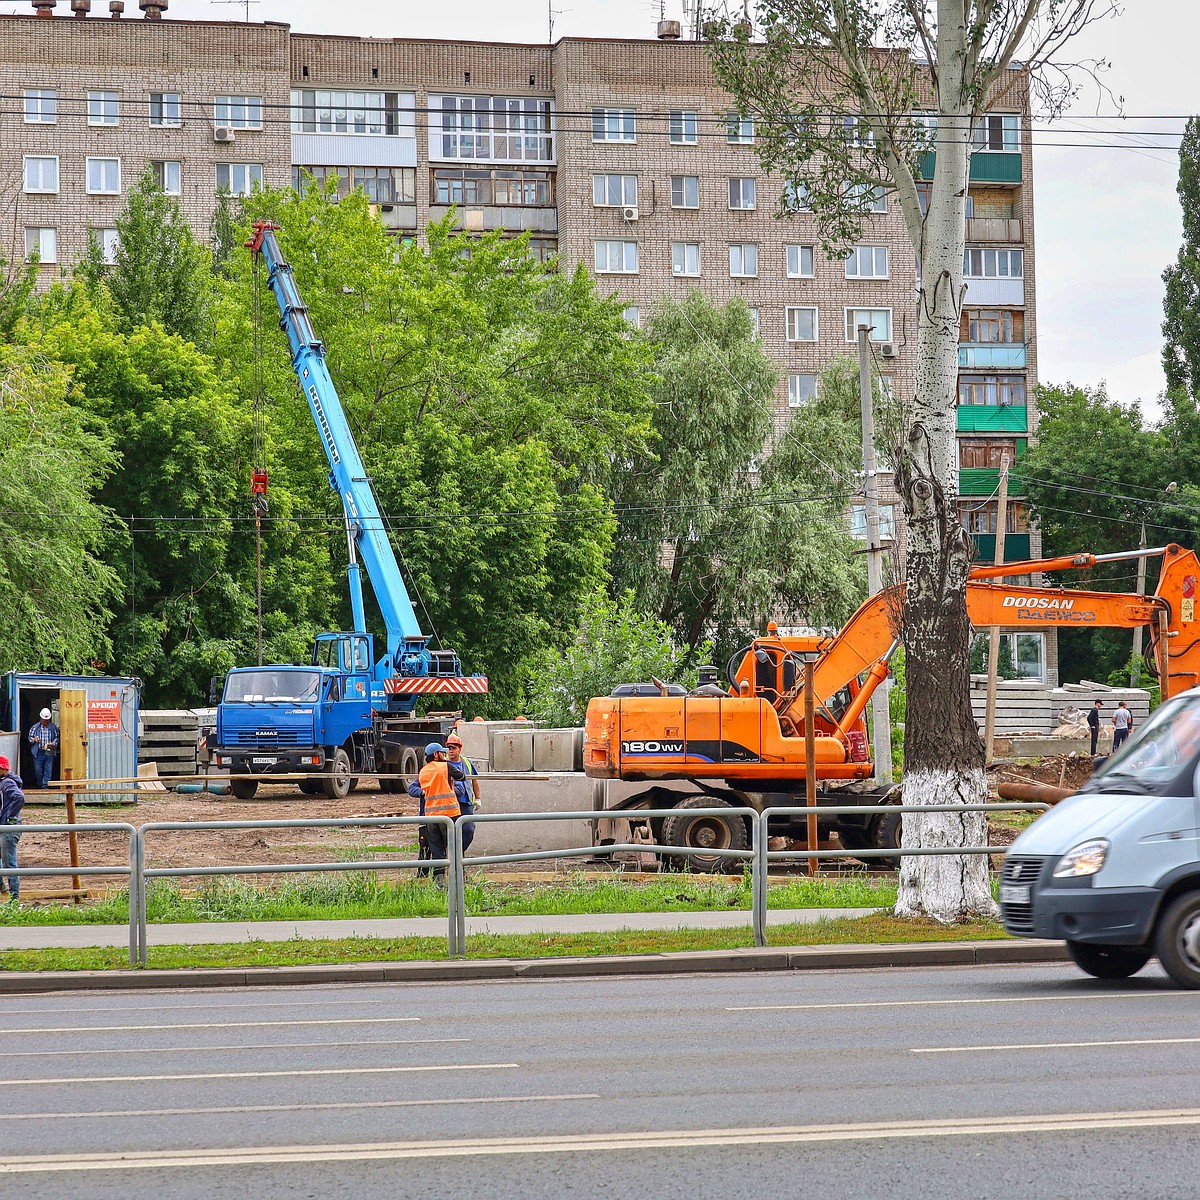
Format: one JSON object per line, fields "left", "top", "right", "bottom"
{"left": 1001, "top": 688, "right": 1200, "bottom": 987}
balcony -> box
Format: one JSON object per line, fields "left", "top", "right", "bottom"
{"left": 972, "top": 533, "right": 1031, "bottom": 562}
{"left": 967, "top": 216, "right": 1022, "bottom": 242}
{"left": 959, "top": 467, "right": 1000, "bottom": 496}
{"left": 959, "top": 344, "right": 1028, "bottom": 369}
{"left": 957, "top": 405, "right": 1028, "bottom": 433}
{"left": 963, "top": 277, "right": 1025, "bottom": 306}
{"left": 920, "top": 151, "right": 1022, "bottom": 185}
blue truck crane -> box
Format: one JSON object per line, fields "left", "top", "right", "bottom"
{"left": 212, "top": 221, "right": 487, "bottom": 800}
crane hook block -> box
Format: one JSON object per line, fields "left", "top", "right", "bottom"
{"left": 251, "top": 468, "right": 269, "bottom": 495}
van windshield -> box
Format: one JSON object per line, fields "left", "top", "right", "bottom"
{"left": 1084, "top": 692, "right": 1200, "bottom": 795}
{"left": 224, "top": 670, "right": 321, "bottom": 703}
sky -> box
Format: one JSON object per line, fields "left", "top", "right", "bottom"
{"left": 44, "top": 0, "right": 1200, "bottom": 417}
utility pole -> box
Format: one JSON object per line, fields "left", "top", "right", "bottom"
{"left": 1132, "top": 519, "right": 1148, "bottom": 685}
{"left": 983, "top": 456, "right": 1011, "bottom": 763}
{"left": 858, "top": 325, "right": 892, "bottom": 784}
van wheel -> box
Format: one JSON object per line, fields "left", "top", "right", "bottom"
{"left": 1066, "top": 940, "right": 1153, "bottom": 980}
{"left": 322, "top": 749, "right": 352, "bottom": 800}
{"left": 661, "top": 797, "right": 749, "bottom": 874}
{"left": 1154, "top": 892, "right": 1200, "bottom": 988}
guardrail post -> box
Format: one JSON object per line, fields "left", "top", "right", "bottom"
{"left": 137, "top": 827, "right": 148, "bottom": 967}
{"left": 752, "top": 812, "right": 767, "bottom": 948}
{"left": 454, "top": 816, "right": 466, "bottom": 959}
{"left": 127, "top": 826, "right": 139, "bottom": 968}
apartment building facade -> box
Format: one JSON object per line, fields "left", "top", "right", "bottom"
{"left": 0, "top": 4, "right": 1052, "bottom": 682}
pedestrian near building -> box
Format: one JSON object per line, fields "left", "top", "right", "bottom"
{"left": 1113, "top": 701, "right": 1133, "bottom": 751}
{"left": 407, "top": 743, "right": 464, "bottom": 886}
{"left": 27, "top": 707, "right": 59, "bottom": 791}
{"left": 445, "top": 733, "right": 480, "bottom": 854}
{"left": 1087, "top": 700, "right": 1103, "bottom": 756}
{"left": 0, "top": 754, "right": 25, "bottom": 903}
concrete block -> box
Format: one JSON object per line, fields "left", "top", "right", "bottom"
{"left": 533, "top": 728, "right": 583, "bottom": 772}
{"left": 491, "top": 728, "right": 534, "bottom": 773}
{"left": 450, "top": 719, "right": 530, "bottom": 764}
{"left": 470, "top": 772, "right": 604, "bottom": 857}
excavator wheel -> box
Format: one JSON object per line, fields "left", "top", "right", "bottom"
{"left": 868, "top": 807, "right": 902, "bottom": 870}
{"left": 661, "top": 796, "right": 749, "bottom": 874}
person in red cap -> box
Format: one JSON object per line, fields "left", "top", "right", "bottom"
{"left": 0, "top": 754, "right": 24, "bottom": 902}
{"left": 445, "top": 732, "right": 480, "bottom": 853}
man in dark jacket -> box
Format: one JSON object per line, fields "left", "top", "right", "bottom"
{"left": 0, "top": 754, "right": 25, "bottom": 902}
{"left": 1088, "top": 700, "right": 1102, "bottom": 756}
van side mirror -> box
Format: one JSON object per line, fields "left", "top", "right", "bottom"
{"left": 208, "top": 675, "right": 223, "bottom": 706}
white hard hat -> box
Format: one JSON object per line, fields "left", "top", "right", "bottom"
{"left": 40, "top": 708, "right": 51, "bottom": 720}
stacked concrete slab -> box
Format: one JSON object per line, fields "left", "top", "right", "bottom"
{"left": 138, "top": 708, "right": 214, "bottom": 778}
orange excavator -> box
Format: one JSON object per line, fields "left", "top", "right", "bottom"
{"left": 583, "top": 544, "right": 1200, "bottom": 869}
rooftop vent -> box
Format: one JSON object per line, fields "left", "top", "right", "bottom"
{"left": 31, "top": 0, "right": 57, "bottom": 17}
{"left": 657, "top": 19, "right": 681, "bottom": 39}
{"left": 71, "top": 0, "right": 91, "bottom": 14}
{"left": 109, "top": 0, "right": 123, "bottom": 14}
{"left": 139, "top": 0, "right": 166, "bottom": 16}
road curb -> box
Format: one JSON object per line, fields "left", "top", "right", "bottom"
{"left": 0, "top": 940, "right": 1069, "bottom": 994}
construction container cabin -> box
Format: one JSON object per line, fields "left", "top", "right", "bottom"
{"left": 1, "top": 671, "right": 139, "bottom": 802}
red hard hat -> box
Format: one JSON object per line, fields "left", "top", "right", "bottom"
{"left": 0, "top": 755, "right": 9, "bottom": 771}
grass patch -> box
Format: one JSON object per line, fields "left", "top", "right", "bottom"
{"left": 0, "top": 914, "right": 1011, "bottom": 973}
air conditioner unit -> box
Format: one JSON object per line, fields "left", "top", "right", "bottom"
{"left": 621, "top": 205, "right": 639, "bottom": 222}
{"left": 879, "top": 342, "right": 896, "bottom": 358}
{"left": 213, "top": 125, "right": 236, "bottom": 143}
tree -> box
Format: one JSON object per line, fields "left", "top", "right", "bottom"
{"left": 77, "top": 166, "right": 213, "bottom": 345}
{"left": 711, "top": 2, "right": 1117, "bottom": 920}
{"left": 611, "top": 293, "right": 865, "bottom": 663}
{"left": 1163, "top": 117, "right": 1200, "bottom": 399}
{"left": 0, "top": 355, "right": 120, "bottom": 673}
{"left": 525, "top": 590, "right": 706, "bottom": 727}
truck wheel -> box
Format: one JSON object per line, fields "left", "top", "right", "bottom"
{"left": 661, "top": 797, "right": 749, "bottom": 874}
{"left": 230, "top": 777, "right": 258, "bottom": 800}
{"left": 298, "top": 778, "right": 322, "bottom": 796}
{"left": 322, "top": 749, "right": 352, "bottom": 800}
{"left": 1066, "top": 940, "right": 1153, "bottom": 980}
{"left": 400, "top": 747, "right": 421, "bottom": 788}
{"left": 1154, "top": 892, "right": 1200, "bottom": 988}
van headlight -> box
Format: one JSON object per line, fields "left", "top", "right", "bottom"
{"left": 1053, "top": 838, "right": 1110, "bottom": 878}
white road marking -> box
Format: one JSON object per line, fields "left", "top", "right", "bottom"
{"left": 0, "top": 1038, "right": 470, "bottom": 1059}
{"left": 0, "top": 999, "right": 399, "bottom": 1015}
{"left": 914, "top": 1036, "right": 1200, "bottom": 1054}
{"left": 0, "top": 1093, "right": 600, "bottom": 1123}
{"left": 727, "top": 992, "right": 1189, "bottom": 1012}
{"left": 5, "top": 1108, "right": 1200, "bottom": 1171}
{"left": 8, "top": 1017, "right": 420, "bottom": 1035}
{"left": 1, "top": 1063, "right": 519, "bottom": 1088}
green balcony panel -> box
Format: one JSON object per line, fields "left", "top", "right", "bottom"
{"left": 959, "top": 467, "right": 999, "bottom": 496}
{"left": 957, "top": 404, "right": 1028, "bottom": 433}
{"left": 972, "top": 533, "right": 1031, "bottom": 563}
{"left": 920, "top": 151, "right": 1022, "bottom": 184}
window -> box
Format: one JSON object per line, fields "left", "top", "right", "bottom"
{"left": 840, "top": 115, "right": 874, "bottom": 146}
{"left": 964, "top": 247, "right": 1023, "bottom": 277}
{"left": 671, "top": 242, "right": 700, "bottom": 276}
{"left": 96, "top": 227, "right": 119, "bottom": 265}
{"left": 215, "top": 95, "right": 263, "bottom": 130}
{"left": 844, "top": 182, "right": 887, "bottom": 212}
{"left": 592, "top": 108, "right": 636, "bottom": 142}
{"left": 960, "top": 438, "right": 1018, "bottom": 469}
{"left": 845, "top": 307, "right": 892, "bottom": 341}
{"left": 973, "top": 113, "right": 1020, "bottom": 152}
{"left": 301, "top": 166, "right": 418, "bottom": 204}
{"left": 216, "top": 162, "right": 263, "bottom": 196}
{"left": 958, "top": 374, "right": 1026, "bottom": 406}
{"left": 786, "top": 244, "right": 815, "bottom": 278}
{"left": 86, "top": 158, "right": 121, "bottom": 195}
{"left": 526, "top": 237, "right": 558, "bottom": 263}
{"left": 292, "top": 89, "right": 408, "bottom": 136}
{"left": 846, "top": 245, "right": 889, "bottom": 278}
{"left": 24, "top": 227, "right": 56, "bottom": 265}
{"left": 493, "top": 170, "right": 552, "bottom": 205}
{"left": 786, "top": 306, "right": 818, "bottom": 342}
{"left": 967, "top": 309, "right": 1017, "bottom": 343}
{"left": 782, "top": 180, "right": 811, "bottom": 212}
{"left": 24, "top": 89, "right": 55, "bottom": 123}
{"left": 149, "top": 92, "right": 181, "bottom": 127}
{"left": 622, "top": 305, "right": 641, "bottom": 328}
{"left": 151, "top": 160, "right": 181, "bottom": 195}
{"left": 592, "top": 174, "right": 637, "bottom": 207}
{"left": 959, "top": 500, "right": 1028, "bottom": 535}
{"left": 727, "top": 112, "right": 755, "bottom": 143}
{"left": 850, "top": 504, "right": 897, "bottom": 540}
{"left": 23, "top": 156, "right": 58, "bottom": 194}
{"left": 728, "top": 243, "right": 758, "bottom": 277}
{"left": 671, "top": 175, "right": 699, "bottom": 208}
{"left": 729, "top": 177, "right": 757, "bottom": 209}
{"left": 594, "top": 240, "right": 638, "bottom": 273}
{"left": 434, "top": 95, "right": 553, "bottom": 162}
{"left": 788, "top": 373, "right": 818, "bottom": 407}
{"left": 669, "top": 109, "right": 697, "bottom": 145}
{"left": 747, "top": 307, "right": 760, "bottom": 338}
{"left": 88, "top": 91, "right": 119, "bottom": 126}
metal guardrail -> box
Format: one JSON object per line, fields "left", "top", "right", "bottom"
{"left": 5, "top": 803, "right": 1049, "bottom": 966}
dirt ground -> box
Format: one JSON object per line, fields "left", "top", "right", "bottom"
{"left": 990, "top": 754, "right": 1097, "bottom": 793}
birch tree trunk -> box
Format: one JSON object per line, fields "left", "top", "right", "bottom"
{"left": 894, "top": 3, "right": 996, "bottom": 920}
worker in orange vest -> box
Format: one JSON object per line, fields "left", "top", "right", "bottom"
{"left": 407, "top": 742, "right": 464, "bottom": 886}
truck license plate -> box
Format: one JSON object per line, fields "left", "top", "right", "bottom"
{"left": 1000, "top": 884, "right": 1030, "bottom": 905}
{"left": 251, "top": 757, "right": 278, "bottom": 766}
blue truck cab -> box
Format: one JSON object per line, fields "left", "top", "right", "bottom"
{"left": 1001, "top": 688, "right": 1200, "bottom": 988}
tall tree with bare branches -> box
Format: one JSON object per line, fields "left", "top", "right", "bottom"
{"left": 711, "top": 1, "right": 1118, "bottom": 920}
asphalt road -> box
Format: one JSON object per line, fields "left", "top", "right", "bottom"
{"left": 2, "top": 961, "right": 1200, "bottom": 1198}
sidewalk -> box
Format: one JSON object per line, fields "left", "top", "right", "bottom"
{"left": 0, "top": 907, "right": 883, "bottom": 951}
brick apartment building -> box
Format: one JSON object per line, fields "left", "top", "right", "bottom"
{"left": 0, "top": 0, "right": 1053, "bottom": 683}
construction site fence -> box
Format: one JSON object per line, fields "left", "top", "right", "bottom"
{"left": 6, "top": 803, "right": 1050, "bottom": 967}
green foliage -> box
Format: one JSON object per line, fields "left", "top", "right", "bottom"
{"left": 525, "top": 590, "right": 706, "bottom": 727}
{"left": 1107, "top": 654, "right": 1161, "bottom": 709}
{"left": 77, "top": 166, "right": 213, "bottom": 345}
{"left": 0, "top": 356, "right": 120, "bottom": 673}
{"left": 1164, "top": 117, "right": 1200, "bottom": 399}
